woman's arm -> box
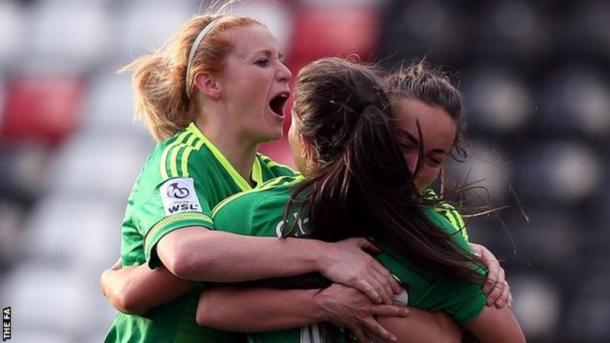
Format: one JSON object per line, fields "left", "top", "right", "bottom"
{"left": 100, "top": 231, "right": 401, "bottom": 316}
{"left": 377, "top": 310, "right": 462, "bottom": 343}
{"left": 157, "top": 228, "right": 401, "bottom": 304}
{"left": 100, "top": 262, "right": 192, "bottom": 315}
{"left": 197, "top": 284, "right": 409, "bottom": 343}
{"left": 463, "top": 306, "right": 525, "bottom": 343}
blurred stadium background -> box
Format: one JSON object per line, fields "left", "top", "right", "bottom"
{"left": 0, "top": 0, "right": 608, "bottom": 342}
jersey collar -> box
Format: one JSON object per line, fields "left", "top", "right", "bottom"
{"left": 187, "top": 123, "right": 263, "bottom": 191}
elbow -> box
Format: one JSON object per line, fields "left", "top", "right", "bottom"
{"left": 100, "top": 270, "right": 144, "bottom": 315}
{"left": 196, "top": 292, "right": 217, "bottom": 327}
{"left": 166, "top": 248, "right": 216, "bottom": 280}
{"left": 162, "top": 250, "right": 198, "bottom": 280}
{"left": 114, "top": 283, "right": 147, "bottom": 315}
{"left": 195, "top": 304, "right": 209, "bottom": 326}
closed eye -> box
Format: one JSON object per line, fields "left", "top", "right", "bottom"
{"left": 255, "top": 58, "right": 269, "bottom": 67}
{"left": 426, "top": 157, "right": 442, "bottom": 166}
{"left": 398, "top": 130, "right": 419, "bottom": 151}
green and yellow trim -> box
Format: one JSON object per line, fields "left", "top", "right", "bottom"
{"left": 159, "top": 128, "right": 206, "bottom": 180}
{"left": 258, "top": 153, "right": 298, "bottom": 174}
{"left": 187, "top": 122, "right": 263, "bottom": 191}
{"left": 144, "top": 211, "right": 213, "bottom": 249}
{"left": 211, "top": 175, "right": 303, "bottom": 217}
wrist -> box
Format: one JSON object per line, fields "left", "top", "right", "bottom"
{"left": 287, "top": 237, "right": 333, "bottom": 273}
{"left": 309, "top": 289, "right": 331, "bottom": 322}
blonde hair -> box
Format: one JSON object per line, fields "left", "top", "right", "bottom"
{"left": 121, "top": 13, "right": 261, "bottom": 141}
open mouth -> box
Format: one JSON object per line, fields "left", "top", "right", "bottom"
{"left": 268, "top": 91, "right": 290, "bottom": 118}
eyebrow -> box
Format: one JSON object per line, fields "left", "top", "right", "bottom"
{"left": 250, "top": 49, "right": 285, "bottom": 61}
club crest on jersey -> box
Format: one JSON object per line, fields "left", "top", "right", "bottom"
{"left": 275, "top": 212, "right": 309, "bottom": 238}
{"left": 160, "top": 178, "right": 202, "bottom": 215}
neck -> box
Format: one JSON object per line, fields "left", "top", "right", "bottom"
{"left": 194, "top": 114, "right": 258, "bottom": 186}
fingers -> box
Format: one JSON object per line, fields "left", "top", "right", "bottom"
{"left": 494, "top": 281, "right": 511, "bottom": 308}
{"left": 355, "top": 237, "right": 382, "bottom": 253}
{"left": 361, "top": 316, "right": 397, "bottom": 342}
{"left": 111, "top": 258, "right": 122, "bottom": 270}
{"left": 369, "top": 270, "right": 395, "bottom": 305}
{"left": 353, "top": 237, "right": 402, "bottom": 295}
{"left": 482, "top": 261, "right": 500, "bottom": 294}
{"left": 354, "top": 279, "right": 383, "bottom": 304}
{"left": 486, "top": 268, "right": 506, "bottom": 305}
{"left": 496, "top": 281, "right": 510, "bottom": 308}
{"left": 357, "top": 273, "right": 393, "bottom": 305}
{"left": 370, "top": 304, "right": 409, "bottom": 318}
{"left": 355, "top": 257, "right": 400, "bottom": 304}
{"left": 372, "top": 261, "right": 402, "bottom": 295}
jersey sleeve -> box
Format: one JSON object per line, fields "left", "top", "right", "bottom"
{"left": 439, "top": 280, "right": 487, "bottom": 325}
{"left": 136, "top": 151, "right": 216, "bottom": 268}
{"left": 422, "top": 209, "right": 487, "bottom": 325}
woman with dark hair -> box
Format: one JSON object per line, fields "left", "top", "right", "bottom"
{"left": 102, "top": 7, "right": 406, "bottom": 342}
{"left": 194, "top": 57, "right": 525, "bottom": 342}
{"left": 103, "top": 35, "right": 514, "bottom": 340}
{"left": 386, "top": 62, "right": 512, "bottom": 308}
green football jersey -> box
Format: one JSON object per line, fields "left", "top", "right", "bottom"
{"left": 211, "top": 176, "right": 486, "bottom": 343}
{"left": 105, "top": 123, "right": 297, "bottom": 343}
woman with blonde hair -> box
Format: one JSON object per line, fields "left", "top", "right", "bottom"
{"left": 103, "top": 11, "right": 407, "bottom": 343}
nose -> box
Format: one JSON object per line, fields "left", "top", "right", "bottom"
{"left": 277, "top": 61, "right": 292, "bottom": 83}
{"left": 406, "top": 153, "right": 419, "bottom": 174}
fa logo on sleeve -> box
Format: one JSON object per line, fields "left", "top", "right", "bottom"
{"left": 160, "top": 178, "right": 202, "bottom": 215}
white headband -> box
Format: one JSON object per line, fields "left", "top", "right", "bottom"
{"left": 185, "top": 16, "right": 225, "bottom": 99}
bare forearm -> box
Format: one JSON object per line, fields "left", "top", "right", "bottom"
{"left": 101, "top": 265, "right": 193, "bottom": 315}
{"left": 159, "top": 228, "right": 327, "bottom": 282}
{"left": 196, "top": 287, "right": 324, "bottom": 331}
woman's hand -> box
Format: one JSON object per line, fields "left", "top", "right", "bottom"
{"left": 470, "top": 243, "right": 512, "bottom": 308}
{"left": 317, "top": 238, "right": 402, "bottom": 305}
{"left": 314, "top": 283, "right": 409, "bottom": 343}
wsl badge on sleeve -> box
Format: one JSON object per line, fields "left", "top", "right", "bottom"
{"left": 160, "top": 178, "right": 202, "bottom": 215}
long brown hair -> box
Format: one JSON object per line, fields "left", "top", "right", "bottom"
{"left": 285, "top": 57, "right": 484, "bottom": 284}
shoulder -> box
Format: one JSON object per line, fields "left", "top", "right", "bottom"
{"left": 213, "top": 176, "right": 300, "bottom": 218}
{"left": 423, "top": 208, "right": 471, "bottom": 252}
{"left": 212, "top": 176, "right": 300, "bottom": 234}
{"left": 155, "top": 128, "right": 213, "bottom": 181}
{"left": 256, "top": 153, "right": 300, "bottom": 177}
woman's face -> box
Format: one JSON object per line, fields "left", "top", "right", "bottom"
{"left": 216, "top": 24, "right": 292, "bottom": 143}
{"left": 395, "top": 97, "right": 457, "bottom": 192}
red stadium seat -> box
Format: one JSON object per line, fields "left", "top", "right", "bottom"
{"left": 1, "top": 74, "right": 84, "bottom": 146}
{"left": 288, "top": 5, "right": 381, "bottom": 69}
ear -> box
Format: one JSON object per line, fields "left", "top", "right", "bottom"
{"left": 194, "top": 73, "right": 222, "bottom": 99}
{"left": 300, "top": 135, "right": 315, "bottom": 161}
